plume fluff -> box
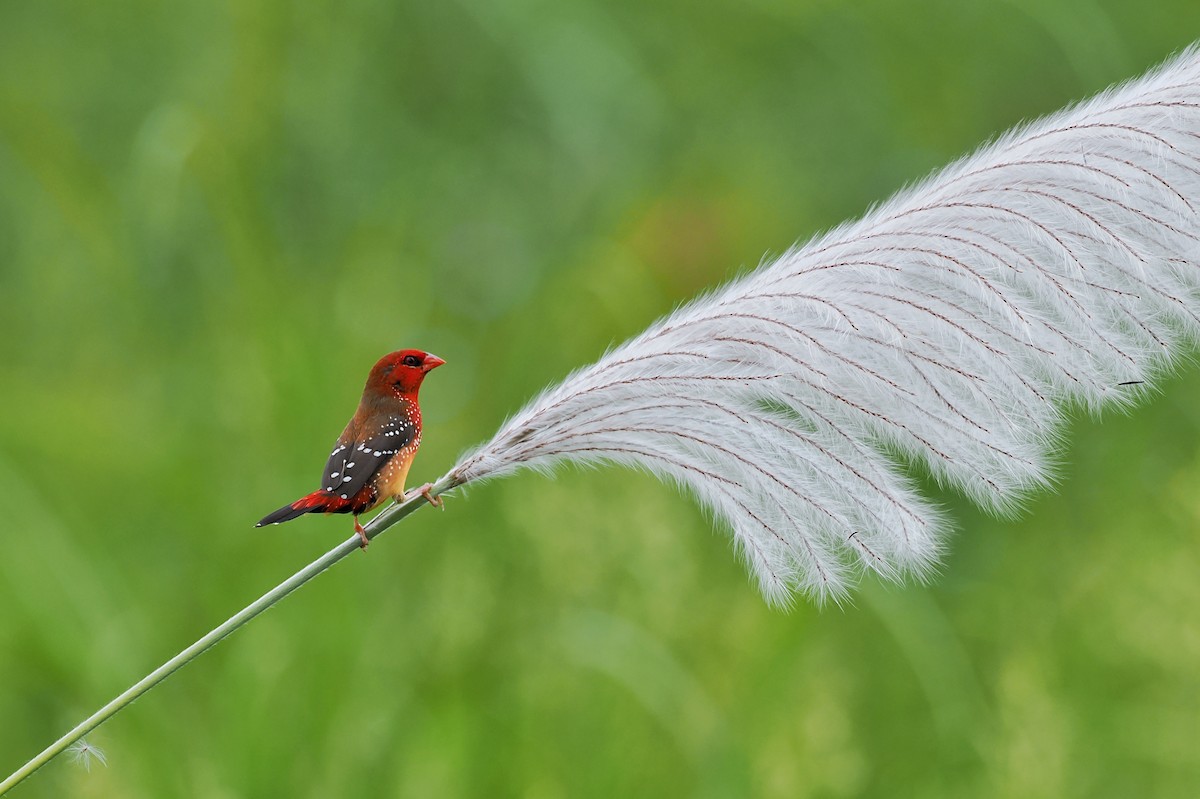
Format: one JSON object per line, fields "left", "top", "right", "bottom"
{"left": 445, "top": 47, "right": 1200, "bottom": 605}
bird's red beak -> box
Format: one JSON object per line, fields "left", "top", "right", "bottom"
{"left": 423, "top": 354, "right": 446, "bottom": 372}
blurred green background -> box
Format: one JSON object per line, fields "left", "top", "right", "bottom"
{"left": 2, "top": 1, "right": 1199, "bottom": 796}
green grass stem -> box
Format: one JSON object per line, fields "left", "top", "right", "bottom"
{"left": 0, "top": 475, "right": 459, "bottom": 796}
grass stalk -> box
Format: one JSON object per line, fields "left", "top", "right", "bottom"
{"left": 0, "top": 474, "right": 458, "bottom": 796}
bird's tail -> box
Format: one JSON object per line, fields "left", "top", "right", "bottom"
{"left": 255, "top": 490, "right": 351, "bottom": 527}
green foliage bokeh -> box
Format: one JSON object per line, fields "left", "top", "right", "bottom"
{"left": 1, "top": 1, "right": 1199, "bottom": 797}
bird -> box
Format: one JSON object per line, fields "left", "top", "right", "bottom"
{"left": 256, "top": 349, "right": 446, "bottom": 547}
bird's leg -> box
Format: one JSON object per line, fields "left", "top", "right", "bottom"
{"left": 354, "top": 516, "right": 369, "bottom": 549}
{"left": 405, "top": 482, "right": 443, "bottom": 509}
{"left": 421, "top": 483, "right": 443, "bottom": 509}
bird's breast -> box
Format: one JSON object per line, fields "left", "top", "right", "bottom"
{"left": 372, "top": 431, "right": 423, "bottom": 501}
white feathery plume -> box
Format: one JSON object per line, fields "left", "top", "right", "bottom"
{"left": 444, "top": 46, "right": 1200, "bottom": 606}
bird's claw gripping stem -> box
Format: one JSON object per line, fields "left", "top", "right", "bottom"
{"left": 407, "top": 482, "right": 443, "bottom": 509}
{"left": 354, "top": 518, "right": 369, "bottom": 549}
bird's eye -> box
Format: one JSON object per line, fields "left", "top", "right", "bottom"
{"left": 402, "top": 354, "right": 421, "bottom": 367}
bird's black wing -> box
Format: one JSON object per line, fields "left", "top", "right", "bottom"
{"left": 321, "top": 414, "right": 417, "bottom": 500}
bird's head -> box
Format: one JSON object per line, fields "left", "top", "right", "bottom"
{"left": 366, "top": 349, "right": 446, "bottom": 398}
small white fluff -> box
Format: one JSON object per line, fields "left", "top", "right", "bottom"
{"left": 447, "top": 46, "right": 1200, "bottom": 605}
{"left": 67, "top": 740, "right": 107, "bottom": 772}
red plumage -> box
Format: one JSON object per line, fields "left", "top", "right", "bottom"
{"left": 256, "top": 349, "right": 445, "bottom": 547}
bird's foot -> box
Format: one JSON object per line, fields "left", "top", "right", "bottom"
{"left": 406, "top": 482, "right": 443, "bottom": 509}
{"left": 354, "top": 519, "right": 369, "bottom": 549}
